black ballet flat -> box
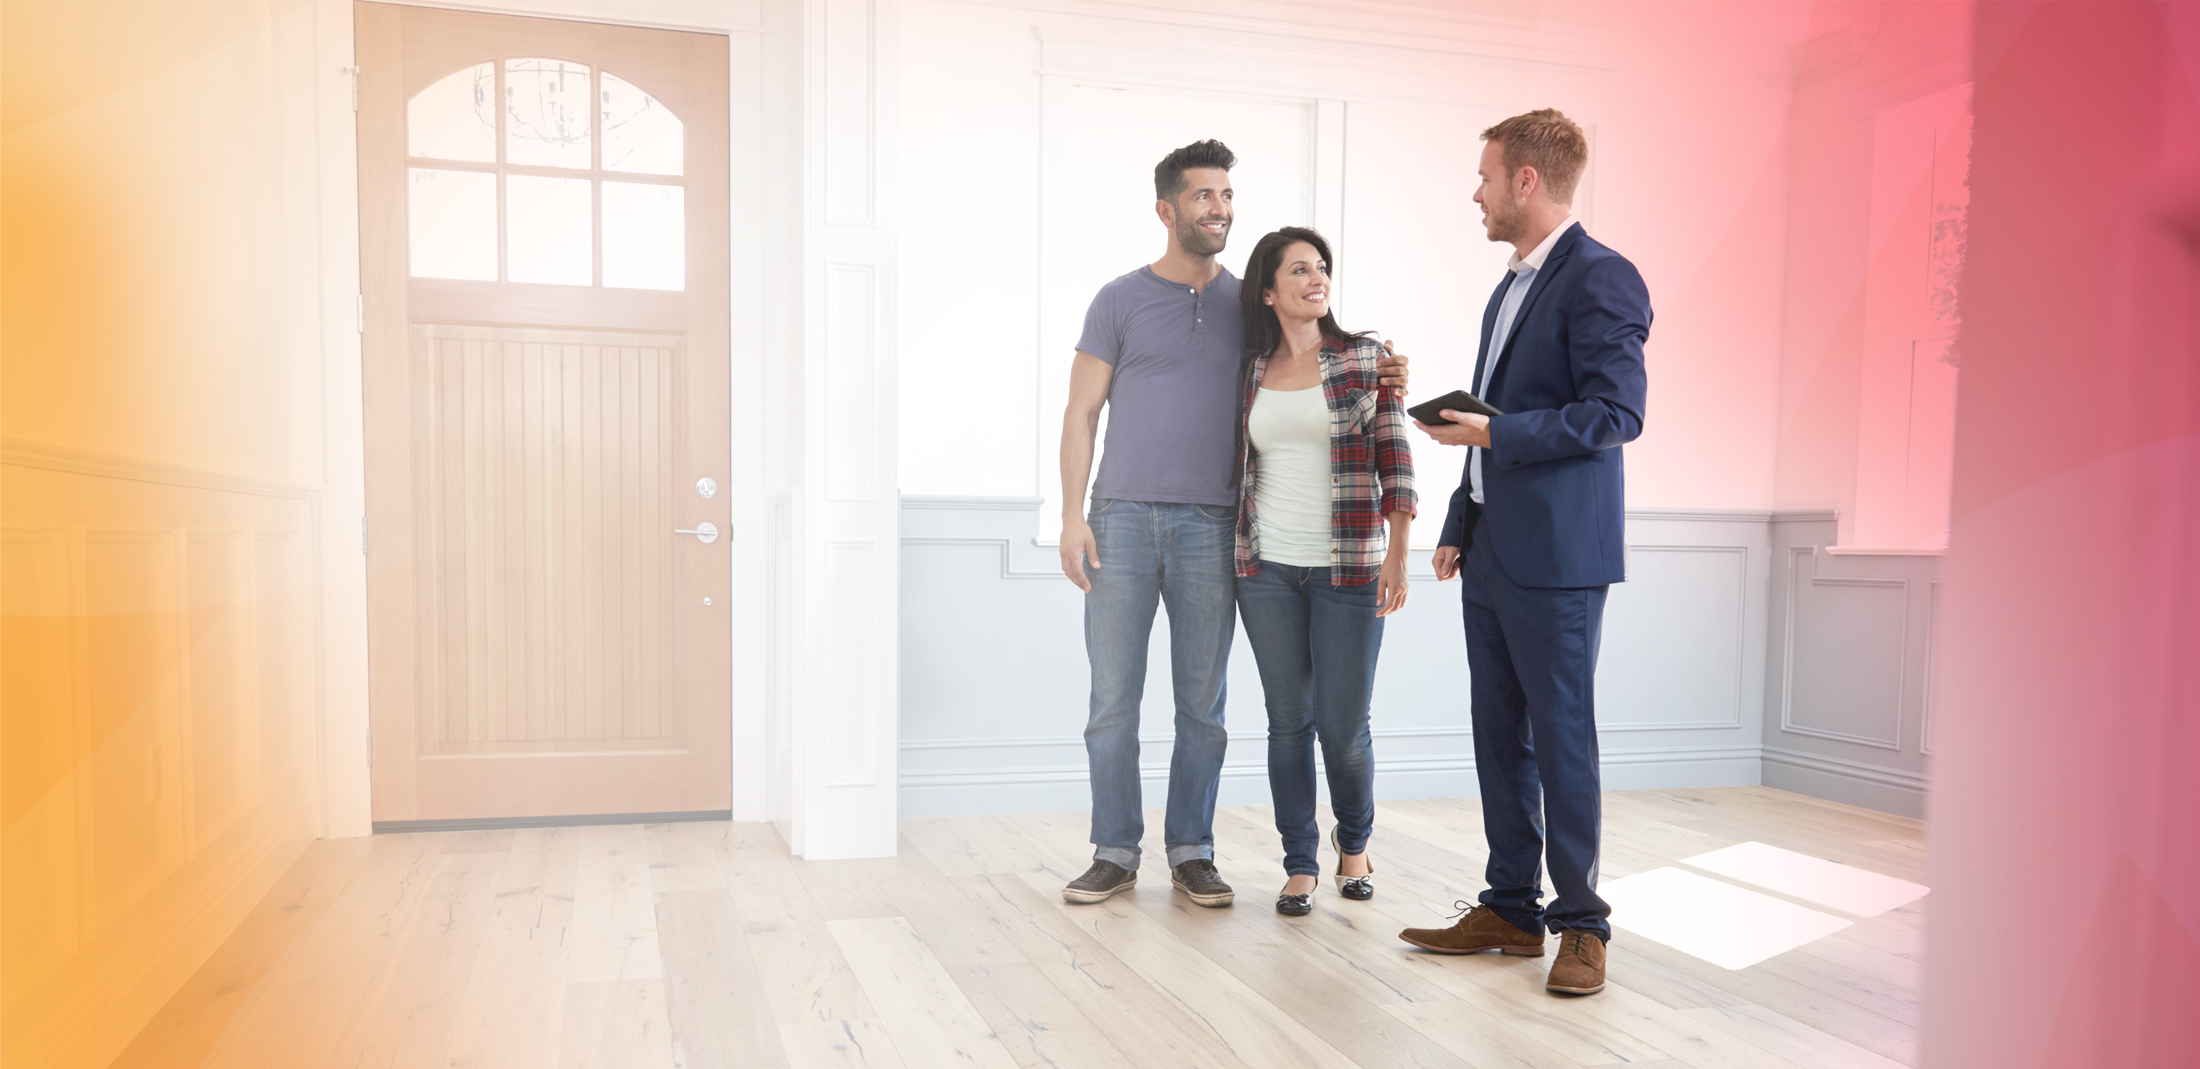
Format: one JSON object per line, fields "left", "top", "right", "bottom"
{"left": 1331, "top": 827, "right": 1375, "bottom": 900}
{"left": 1276, "top": 891, "right": 1314, "bottom": 916}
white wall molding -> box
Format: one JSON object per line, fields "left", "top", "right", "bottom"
{"left": 1, "top": 439, "right": 321, "bottom": 501}
{"left": 822, "top": 2, "right": 880, "bottom": 225}
{"left": 902, "top": 743, "right": 1765, "bottom": 788}
{"left": 900, "top": 497, "right": 1775, "bottom": 818}
{"left": 901, "top": 744, "right": 1764, "bottom": 817}
{"left": 1615, "top": 543, "right": 1750, "bottom": 732}
{"left": 1762, "top": 744, "right": 1929, "bottom": 792}
{"left": 1921, "top": 580, "right": 1943, "bottom": 756}
{"left": 903, "top": 724, "right": 1475, "bottom": 752}
{"left": 725, "top": 25, "right": 774, "bottom": 825}
{"left": 900, "top": 537, "right": 1060, "bottom": 580}
{"left": 379, "top": 0, "right": 766, "bottom": 34}
{"left": 823, "top": 263, "right": 882, "bottom": 500}
{"left": 1032, "top": 23, "right": 1613, "bottom": 88}
{"left": 1004, "top": 2, "right": 1799, "bottom": 93}
{"left": 1030, "top": 29, "right": 1600, "bottom": 126}
{"left": 771, "top": 0, "right": 903, "bottom": 859}
{"left": 1000, "top": 1, "right": 1612, "bottom": 71}
{"left": 1779, "top": 546, "right": 1908, "bottom": 750}
{"left": 901, "top": 494, "right": 1049, "bottom": 509}
{"left": 899, "top": 708, "right": 1772, "bottom": 756}
{"left": 15, "top": 805, "right": 314, "bottom": 1069}
{"left": 1628, "top": 507, "right": 1779, "bottom": 524}
{"left": 1761, "top": 518, "right": 1939, "bottom": 818}
{"left": 902, "top": 497, "right": 1931, "bottom": 819}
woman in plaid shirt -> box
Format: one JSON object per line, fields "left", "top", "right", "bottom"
{"left": 1234, "top": 226, "right": 1416, "bottom": 917}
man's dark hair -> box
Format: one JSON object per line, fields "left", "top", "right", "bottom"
{"left": 1154, "top": 139, "right": 1237, "bottom": 202}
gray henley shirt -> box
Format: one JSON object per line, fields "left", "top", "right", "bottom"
{"left": 1075, "top": 265, "right": 1244, "bottom": 508}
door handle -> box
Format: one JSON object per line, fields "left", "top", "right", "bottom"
{"left": 674, "top": 522, "right": 720, "bottom": 544}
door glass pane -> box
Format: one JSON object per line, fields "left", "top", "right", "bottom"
{"left": 408, "top": 63, "right": 495, "bottom": 162}
{"left": 603, "top": 182, "right": 684, "bottom": 290}
{"left": 507, "top": 175, "right": 592, "bottom": 285}
{"left": 505, "top": 58, "right": 591, "bottom": 169}
{"left": 601, "top": 73, "right": 683, "bottom": 176}
{"left": 408, "top": 168, "right": 497, "bottom": 280}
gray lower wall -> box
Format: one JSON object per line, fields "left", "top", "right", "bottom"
{"left": 901, "top": 497, "right": 1939, "bottom": 819}
{"left": 1759, "top": 516, "right": 1940, "bottom": 818}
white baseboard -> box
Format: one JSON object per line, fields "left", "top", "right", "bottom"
{"left": 898, "top": 745, "right": 1764, "bottom": 818}
{"left": 1761, "top": 744, "right": 1928, "bottom": 819}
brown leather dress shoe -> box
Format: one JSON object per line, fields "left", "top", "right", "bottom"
{"left": 1398, "top": 902, "right": 1547, "bottom": 955}
{"left": 1545, "top": 930, "right": 1607, "bottom": 994}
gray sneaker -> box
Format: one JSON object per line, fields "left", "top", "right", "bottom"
{"left": 1062, "top": 859, "right": 1137, "bottom": 903}
{"left": 1170, "top": 859, "right": 1235, "bottom": 907}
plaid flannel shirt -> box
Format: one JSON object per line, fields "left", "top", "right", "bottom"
{"left": 1235, "top": 335, "right": 1417, "bottom": 586}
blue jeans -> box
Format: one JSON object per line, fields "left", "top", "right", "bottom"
{"left": 1235, "top": 560, "right": 1382, "bottom": 877}
{"left": 1460, "top": 514, "right": 1612, "bottom": 941}
{"left": 1082, "top": 499, "right": 1238, "bottom": 868}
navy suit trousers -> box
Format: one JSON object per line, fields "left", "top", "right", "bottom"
{"left": 1459, "top": 513, "right": 1613, "bottom": 941}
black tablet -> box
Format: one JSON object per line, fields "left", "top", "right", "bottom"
{"left": 1407, "top": 389, "right": 1504, "bottom": 425}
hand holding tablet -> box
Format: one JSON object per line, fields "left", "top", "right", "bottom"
{"left": 1406, "top": 389, "right": 1503, "bottom": 425}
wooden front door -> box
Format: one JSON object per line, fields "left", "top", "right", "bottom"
{"left": 357, "top": 3, "right": 731, "bottom": 822}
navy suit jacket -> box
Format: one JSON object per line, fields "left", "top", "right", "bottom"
{"left": 1437, "top": 223, "right": 1650, "bottom": 588}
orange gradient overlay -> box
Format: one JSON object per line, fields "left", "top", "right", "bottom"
{"left": 4, "top": 3, "right": 353, "bottom": 1065}
{"left": 3, "top": 2, "right": 2194, "bottom": 1067}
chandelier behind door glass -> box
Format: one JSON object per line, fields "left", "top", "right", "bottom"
{"left": 405, "top": 58, "right": 685, "bottom": 290}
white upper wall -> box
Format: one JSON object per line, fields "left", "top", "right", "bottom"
{"left": 896, "top": 0, "right": 1811, "bottom": 525}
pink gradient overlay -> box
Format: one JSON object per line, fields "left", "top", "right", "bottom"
{"left": 1925, "top": 3, "right": 2200, "bottom": 1068}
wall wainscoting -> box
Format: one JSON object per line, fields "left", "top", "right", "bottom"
{"left": 2, "top": 440, "right": 327, "bottom": 1068}
{"left": 1760, "top": 516, "right": 1942, "bottom": 817}
{"left": 901, "top": 497, "right": 1930, "bottom": 820}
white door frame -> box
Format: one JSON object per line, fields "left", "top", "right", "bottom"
{"left": 328, "top": 0, "right": 899, "bottom": 857}
{"left": 775, "top": 0, "right": 900, "bottom": 859}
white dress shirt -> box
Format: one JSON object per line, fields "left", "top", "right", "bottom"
{"left": 1469, "top": 216, "right": 1579, "bottom": 505}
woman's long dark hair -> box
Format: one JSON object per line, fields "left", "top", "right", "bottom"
{"left": 1239, "top": 226, "right": 1371, "bottom": 369}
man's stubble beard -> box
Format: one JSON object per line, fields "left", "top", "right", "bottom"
{"left": 1177, "top": 216, "right": 1230, "bottom": 257}
{"left": 1484, "top": 197, "right": 1526, "bottom": 244}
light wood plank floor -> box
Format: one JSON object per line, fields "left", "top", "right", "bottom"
{"left": 116, "top": 786, "right": 1926, "bottom": 1068}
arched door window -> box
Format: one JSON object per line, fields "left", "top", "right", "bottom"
{"left": 405, "top": 58, "right": 685, "bottom": 290}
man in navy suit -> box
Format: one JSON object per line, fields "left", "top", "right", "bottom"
{"left": 1395, "top": 109, "right": 1650, "bottom": 997}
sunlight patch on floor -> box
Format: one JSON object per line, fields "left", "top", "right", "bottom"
{"left": 1602, "top": 866, "right": 1853, "bottom": 969}
{"left": 1682, "top": 840, "right": 1930, "bottom": 917}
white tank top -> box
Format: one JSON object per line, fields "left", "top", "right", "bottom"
{"left": 1247, "top": 385, "right": 1331, "bottom": 568}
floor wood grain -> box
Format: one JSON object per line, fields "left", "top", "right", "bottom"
{"left": 130, "top": 787, "right": 1924, "bottom": 1068}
